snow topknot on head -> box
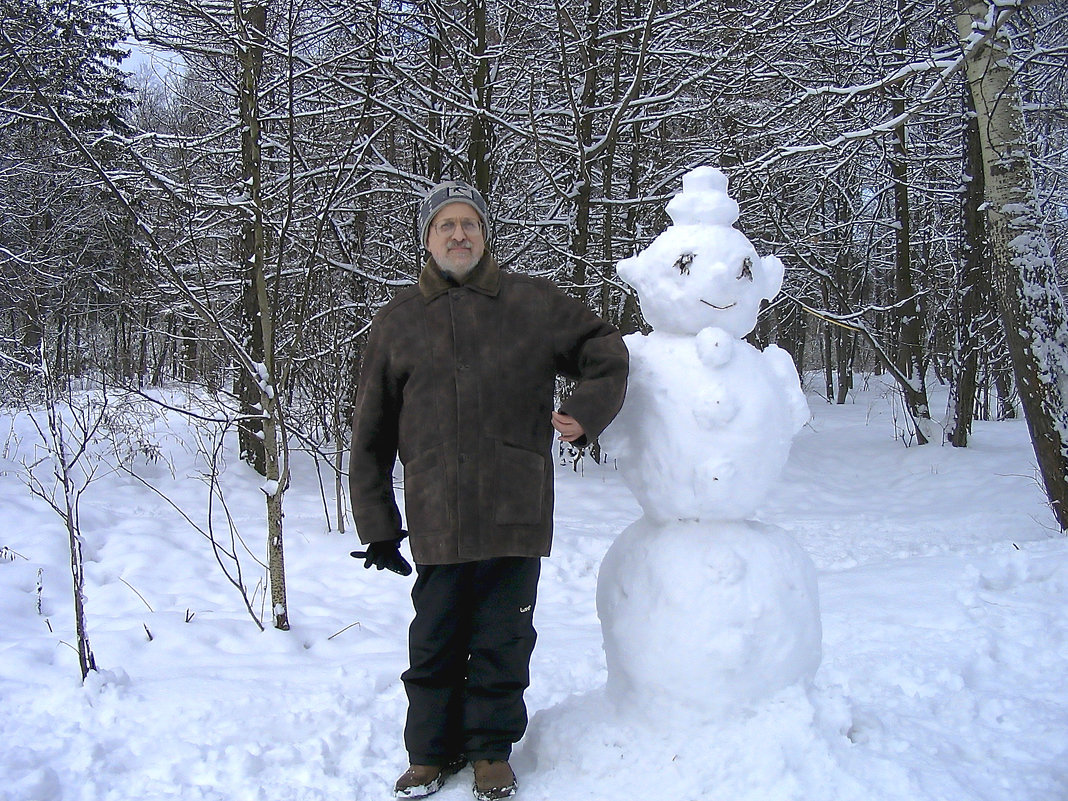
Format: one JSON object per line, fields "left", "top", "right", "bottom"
{"left": 666, "top": 166, "right": 739, "bottom": 227}
{"left": 617, "top": 166, "right": 785, "bottom": 338}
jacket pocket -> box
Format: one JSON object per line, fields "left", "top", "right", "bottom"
{"left": 494, "top": 441, "right": 545, "bottom": 525}
{"left": 403, "top": 447, "right": 448, "bottom": 534}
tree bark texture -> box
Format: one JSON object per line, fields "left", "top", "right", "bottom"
{"left": 236, "top": 0, "right": 290, "bottom": 627}
{"left": 236, "top": 0, "right": 268, "bottom": 476}
{"left": 955, "top": 0, "right": 1068, "bottom": 530}
{"left": 890, "top": 13, "right": 933, "bottom": 444}
{"left": 949, "top": 103, "right": 988, "bottom": 447}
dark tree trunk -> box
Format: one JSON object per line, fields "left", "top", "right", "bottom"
{"left": 949, "top": 102, "right": 987, "bottom": 448}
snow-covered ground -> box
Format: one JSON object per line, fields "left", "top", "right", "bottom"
{"left": 2, "top": 376, "right": 1065, "bottom": 801}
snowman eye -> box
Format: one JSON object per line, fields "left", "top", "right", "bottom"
{"left": 674, "top": 252, "right": 695, "bottom": 275}
{"left": 738, "top": 257, "right": 753, "bottom": 281}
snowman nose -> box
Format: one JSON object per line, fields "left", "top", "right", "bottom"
{"left": 674, "top": 252, "right": 695, "bottom": 275}
{"left": 738, "top": 257, "right": 754, "bottom": 281}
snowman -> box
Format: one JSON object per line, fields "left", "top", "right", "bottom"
{"left": 597, "top": 166, "right": 821, "bottom": 722}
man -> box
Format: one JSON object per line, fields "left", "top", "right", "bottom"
{"left": 349, "top": 180, "right": 628, "bottom": 800}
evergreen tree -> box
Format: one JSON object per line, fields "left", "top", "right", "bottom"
{"left": 0, "top": 0, "right": 132, "bottom": 383}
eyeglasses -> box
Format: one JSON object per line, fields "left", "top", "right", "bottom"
{"left": 433, "top": 218, "right": 483, "bottom": 237}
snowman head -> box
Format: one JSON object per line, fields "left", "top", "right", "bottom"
{"left": 617, "top": 168, "right": 784, "bottom": 337}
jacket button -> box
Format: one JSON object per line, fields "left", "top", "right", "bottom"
{"left": 457, "top": 361, "right": 469, "bottom": 371}
{"left": 459, "top": 453, "right": 469, "bottom": 464}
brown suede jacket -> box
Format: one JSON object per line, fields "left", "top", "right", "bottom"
{"left": 349, "top": 254, "right": 629, "bottom": 565}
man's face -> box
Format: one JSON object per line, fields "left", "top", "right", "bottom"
{"left": 426, "top": 201, "right": 486, "bottom": 277}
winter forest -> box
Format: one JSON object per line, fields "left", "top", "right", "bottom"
{"left": 2, "top": 0, "right": 1068, "bottom": 799}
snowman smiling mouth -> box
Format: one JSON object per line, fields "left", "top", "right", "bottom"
{"left": 699, "top": 299, "right": 737, "bottom": 310}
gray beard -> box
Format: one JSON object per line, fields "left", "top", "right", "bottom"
{"left": 440, "top": 259, "right": 478, "bottom": 280}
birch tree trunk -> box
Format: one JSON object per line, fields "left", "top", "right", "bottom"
{"left": 954, "top": 0, "right": 1068, "bottom": 531}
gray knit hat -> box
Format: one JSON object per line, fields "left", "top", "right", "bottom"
{"left": 418, "top": 180, "right": 490, "bottom": 247}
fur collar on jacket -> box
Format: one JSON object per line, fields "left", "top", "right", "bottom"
{"left": 418, "top": 253, "right": 501, "bottom": 302}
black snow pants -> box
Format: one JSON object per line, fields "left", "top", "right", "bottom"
{"left": 402, "top": 556, "right": 540, "bottom": 765}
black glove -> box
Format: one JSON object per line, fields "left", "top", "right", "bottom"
{"left": 351, "top": 532, "right": 412, "bottom": 576}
